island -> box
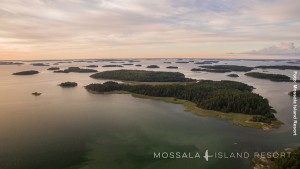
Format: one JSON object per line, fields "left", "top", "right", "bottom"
{"left": 199, "top": 65, "right": 253, "bottom": 72}
{"left": 0, "top": 61, "right": 23, "bottom": 65}
{"left": 85, "top": 80, "right": 281, "bottom": 129}
{"left": 191, "top": 68, "right": 231, "bottom": 73}
{"left": 31, "top": 63, "right": 50, "bottom": 66}
{"left": 146, "top": 65, "right": 160, "bottom": 68}
{"left": 53, "top": 67, "right": 98, "bottom": 73}
{"left": 32, "top": 92, "right": 42, "bottom": 96}
{"left": 135, "top": 64, "right": 142, "bottom": 67}
{"left": 13, "top": 70, "right": 39, "bottom": 75}
{"left": 102, "top": 65, "right": 123, "bottom": 67}
{"left": 127, "top": 60, "right": 140, "bottom": 62}
{"left": 166, "top": 66, "right": 178, "bottom": 69}
{"left": 194, "top": 60, "right": 219, "bottom": 64}
{"left": 255, "top": 65, "right": 300, "bottom": 70}
{"left": 289, "top": 90, "right": 300, "bottom": 97}
{"left": 227, "top": 74, "right": 239, "bottom": 77}
{"left": 90, "top": 70, "right": 195, "bottom": 82}
{"left": 175, "top": 61, "right": 189, "bottom": 63}
{"left": 59, "top": 82, "right": 78, "bottom": 88}
{"left": 245, "top": 72, "right": 292, "bottom": 82}
{"left": 252, "top": 147, "right": 300, "bottom": 169}
{"left": 122, "top": 63, "right": 134, "bottom": 65}
{"left": 163, "top": 62, "right": 171, "bottom": 64}
{"left": 86, "top": 65, "right": 98, "bottom": 68}
{"left": 47, "top": 67, "right": 60, "bottom": 70}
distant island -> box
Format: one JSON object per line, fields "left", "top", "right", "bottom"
{"left": 191, "top": 68, "right": 231, "bottom": 73}
{"left": 90, "top": 70, "right": 195, "bottom": 82}
{"left": 13, "top": 70, "right": 39, "bottom": 75}
{"left": 146, "top": 65, "right": 160, "bottom": 68}
{"left": 135, "top": 64, "right": 142, "bottom": 67}
{"left": 31, "top": 63, "right": 50, "bottom": 66}
{"left": 227, "top": 74, "right": 239, "bottom": 77}
{"left": 245, "top": 72, "right": 292, "bottom": 82}
{"left": 166, "top": 66, "right": 178, "bottom": 69}
{"left": 163, "top": 62, "right": 171, "bottom": 64}
{"left": 102, "top": 65, "right": 123, "bottom": 67}
{"left": 194, "top": 60, "right": 219, "bottom": 64}
{"left": 289, "top": 90, "right": 300, "bottom": 97}
{"left": 86, "top": 80, "right": 280, "bottom": 129}
{"left": 54, "top": 67, "right": 98, "bottom": 73}
{"left": 175, "top": 61, "right": 189, "bottom": 63}
{"left": 86, "top": 65, "right": 98, "bottom": 68}
{"left": 47, "top": 67, "right": 60, "bottom": 70}
{"left": 59, "top": 82, "right": 78, "bottom": 88}
{"left": 122, "top": 63, "right": 134, "bottom": 65}
{"left": 0, "top": 61, "right": 23, "bottom": 65}
{"left": 255, "top": 65, "right": 300, "bottom": 70}
{"left": 199, "top": 65, "right": 253, "bottom": 72}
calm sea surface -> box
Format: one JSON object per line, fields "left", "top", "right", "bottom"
{"left": 0, "top": 59, "right": 299, "bottom": 169}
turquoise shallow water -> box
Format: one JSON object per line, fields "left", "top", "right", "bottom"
{"left": 0, "top": 59, "right": 299, "bottom": 169}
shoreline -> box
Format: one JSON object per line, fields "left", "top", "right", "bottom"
{"left": 86, "top": 89, "right": 283, "bottom": 130}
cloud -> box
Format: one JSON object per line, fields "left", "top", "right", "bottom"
{"left": 242, "top": 42, "right": 300, "bottom": 56}
{"left": 0, "top": 0, "right": 299, "bottom": 59}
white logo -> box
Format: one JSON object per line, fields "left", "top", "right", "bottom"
{"left": 203, "top": 150, "right": 213, "bottom": 161}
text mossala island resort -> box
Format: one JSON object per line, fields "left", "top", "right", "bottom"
{"left": 293, "top": 71, "right": 298, "bottom": 136}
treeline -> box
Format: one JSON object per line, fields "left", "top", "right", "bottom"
{"left": 86, "top": 80, "right": 276, "bottom": 121}
{"left": 270, "top": 147, "right": 300, "bottom": 169}
{"left": 245, "top": 72, "right": 291, "bottom": 82}
{"left": 90, "top": 70, "right": 195, "bottom": 82}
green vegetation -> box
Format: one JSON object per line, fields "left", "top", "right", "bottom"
{"left": 90, "top": 70, "right": 195, "bottom": 82}
{"left": 194, "top": 60, "right": 219, "bottom": 64}
{"left": 86, "top": 65, "right": 98, "bottom": 68}
{"left": 59, "top": 82, "right": 78, "bottom": 88}
{"left": 146, "top": 65, "right": 160, "bottom": 68}
{"left": 175, "top": 61, "right": 189, "bottom": 63}
{"left": 191, "top": 68, "right": 231, "bottom": 73}
{"left": 13, "top": 70, "right": 39, "bottom": 75}
{"left": 47, "top": 67, "right": 60, "bottom": 70}
{"left": 200, "top": 65, "right": 253, "bottom": 72}
{"left": 0, "top": 61, "right": 23, "bottom": 65}
{"left": 102, "top": 65, "right": 123, "bottom": 67}
{"left": 252, "top": 147, "right": 300, "bottom": 169}
{"left": 86, "top": 80, "right": 277, "bottom": 125}
{"left": 289, "top": 90, "right": 300, "bottom": 97}
{"left": 245, "top": 72, "right": 291, "bottom": 82}
{"left": 255, "top": 65, "right": 300, "bottom": 70}
{"left": 227, "top": 74, "right": 239, "bottom": 77}
{"left": 166, "top": 66, "right": 178, "bottom": 69}
{"left": 54, "top": 67, "right": 98, "bottom": 73}
{"left": 31, "top": 63, "right": 49, "bottom": 66}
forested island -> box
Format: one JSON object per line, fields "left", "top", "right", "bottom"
{"left": 86, "top": 65, "right": 98, "bottom": 68}
{"left": 255, "top": 65, "right": 300, "bottom": 70}
{"left": 135, "top": 64, "right": 142, "bottom": 67}
{"left": 102, "top": 65, "right": 123, "bottom": 67}
{"left": 86, "top": 80, "right": 280, "bottom": 129}
{"left": 199, "top": 65, "right": 253, "bottom": 72}
{"left": 289, "top": 90, "right": 300, "bottom": 97}
{"left": 0, "top": 61, "right": 23, "bottom": 65}
{"left": 54, "top": 67, "right": 98, "bottom": 73}
{"left": 227, "top": 74, "right": 239, "bottom": 77}
{"left": 245, "top": 72, "right": 292, "bottom": 82}
{"left": 191, "top": 68, "right": 231, "bottom": 73}
{"left": 122, "top": 63, "right": 134, "bottom": 65}
{"left": 31, "top": 63, "right": 50, "bottom": 66}
{"left": 90, "top": 70, "right": 195, "bottom": 82}
{"left": 13, "top": 70, "right": 39, "bottom": 75}
{"left": 194, "top": 60, "right": 219, "bottom": 64}
{"left": 59, "top": 82, "right": 78, "bottom": 88}
{"left": 166, "top": 66, "right": 178, "bottom": 69}
{"left": 47, "top": 67, "right": 60, "bottom": 70}
{"left": 146, "top": 65, "right": 160, "bottom": 68}
{"left": 175, "top": 61, "right": 189, "bottom": 63}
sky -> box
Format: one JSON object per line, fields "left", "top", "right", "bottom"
{"left": 0, "top": 0, "right": 299, "bottom": 60}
